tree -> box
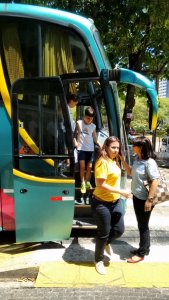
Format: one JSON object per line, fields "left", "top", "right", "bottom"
{"left": 90, "top": 0, "right": 169, "bottom": 133}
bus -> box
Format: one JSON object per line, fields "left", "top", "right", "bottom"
{"left": 0, "top": 3, "right": 158, "bottom": 243}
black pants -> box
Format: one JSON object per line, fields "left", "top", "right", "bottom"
{"left": 91, "top": 198, "right": 125, "bottom": 262}
{"left": 133, "top": 195, "right": 153, "bottom": 257}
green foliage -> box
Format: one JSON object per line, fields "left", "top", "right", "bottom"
{"left": 126, "top": 96, "right": 149, "bottom": 133}
{"left": 157, "top": 98, "right": 169, "bottom": 137}
{"left": 158, "top": 98, "right": 169, "bottom": 122}
{"left": 120, "top": 96, "right": 169, "bottom": 135}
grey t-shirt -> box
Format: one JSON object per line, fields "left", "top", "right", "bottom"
{"left": 131, "top": 157, "right": 159, "bottom": 200}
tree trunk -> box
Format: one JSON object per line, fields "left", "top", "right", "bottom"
{"left": 155, "top": 76, "right": 159, "bottom": 94}
{"left": 123, "top": 51, "right": 143, "bottom": 134}
{"left": 123, "top": 84, "right": 136, "bottom": 135}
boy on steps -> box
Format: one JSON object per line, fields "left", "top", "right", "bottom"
{"left": 74, "top": 106, "right": 101, "bottom": 193}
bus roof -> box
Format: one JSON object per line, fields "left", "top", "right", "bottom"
{"left": 0, "top": 3, "right": 94, "bottom": 35}
{"left": 0, "top": 3, "right": 109, "bottom": 70}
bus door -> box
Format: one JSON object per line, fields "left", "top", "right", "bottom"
{"left": 11, "top": 77, "right": 75, "bottom": 243}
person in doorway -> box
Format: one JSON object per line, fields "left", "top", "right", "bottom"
{"left": 120, "top": 136, "right": 159, "bottom": 263}
{"left": 91, "top": 136, "right": 130, "bottom": 275}
{"left": 64, "top": 93, "right": 79, "bottom": 167}
{"left": 67, "top": 93, "right": 79, "bottom": 132}
{"left": 74, "top": 106, "right": 101, "bottom": 194}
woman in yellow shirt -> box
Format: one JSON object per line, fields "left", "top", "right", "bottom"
{"left": 92, "top": 136, "right": 130, "bottom": 275}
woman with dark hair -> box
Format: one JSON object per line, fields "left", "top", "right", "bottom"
{"left": 92, "top": 136, "right": 130, "bottom": 275}
{"left": 120, "top": 136, "right": 159, "bottom": 263}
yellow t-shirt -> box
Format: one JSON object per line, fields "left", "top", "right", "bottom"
{"left": 93, "top": 156, "right": 121, "bottom": 202}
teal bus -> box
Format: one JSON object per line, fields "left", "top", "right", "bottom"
{"left": 0, "top": 3, "right": 158, "bottom": 242}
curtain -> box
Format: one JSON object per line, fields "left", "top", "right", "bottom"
{"left": 2, "top": 23, "right": 24, "bottom": 84}
{"left": 43, "top": 26, "right": 76, "bottom": 94}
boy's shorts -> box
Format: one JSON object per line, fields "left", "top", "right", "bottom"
{"left": 77, "top": 150, "right": 94, "bottom": 164}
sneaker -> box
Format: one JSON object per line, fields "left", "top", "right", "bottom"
{"left": 80, "top": 182, "right": 86, "bottom": 194}
{"left": 105, "top": 244, "right": 113, "bottom": 256}
{"left": 95, "top": 261, "right": 106, "bottom": 275}
{"left": 86, "top": 181, "right": 92, "bottom": 189}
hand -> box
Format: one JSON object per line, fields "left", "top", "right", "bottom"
{"left": 144, "top": 200, "right": 152, "bottom": 212}
{"left": 119, "top": 151, "right": 125, "bottom": 162}
{"left": 120, "top": 189, "right": 131, "bottom": 199}
{"left": 96, "top": 142, "right": 102, "bottom": 148}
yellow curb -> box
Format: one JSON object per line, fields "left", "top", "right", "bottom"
{"left": 35, "top": 262, "right": 169, "bottom": 288}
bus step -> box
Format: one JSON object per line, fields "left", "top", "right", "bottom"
{"left": 74, "top": 204, "right": 92, "bottom": 217}
{"left": 72, "top": 217, "right": 96, "bottom": 229}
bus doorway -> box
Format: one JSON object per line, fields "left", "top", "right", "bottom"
{"left": 11, "top": 77, "right": 75, "bottom": 242}
{"left": 11, "top": 74, "right": 116, "bottom": 239}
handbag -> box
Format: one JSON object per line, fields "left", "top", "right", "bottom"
{"left": 144, "top": 160, "right": 169, "bottom": 206}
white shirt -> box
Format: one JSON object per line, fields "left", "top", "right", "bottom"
{"left": 131, "top": 157, "right": 159, "bottom": 200}
{"left": 76, "top": 120, "right": 96, "bottom": 151}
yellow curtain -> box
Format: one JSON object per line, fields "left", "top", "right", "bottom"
{"left": 2, "top": 23, "right": 24, "bottom": 84}
{"left": 43, "top": 26, "right": 76, "bottom": 94}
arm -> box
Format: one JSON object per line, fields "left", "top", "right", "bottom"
{"left": 96, "top": 178, "right": 130, "bottom": 199}
{"left": 144, "top": 159, "right": 159, "bottom": 211}
{"left": 73, "top": 123, "right": 79, "bottom": 148}
{"left": 147, "top": 179, "right": 159, "bottom": 200}
{"left": 92, "top": 129, "right": 102, "bottom": 148}
{"left": 119, "top": 154, "right": 132, "bottom": 177}
{"left": 144, "top": 178, "right": 159, "bottom": 211}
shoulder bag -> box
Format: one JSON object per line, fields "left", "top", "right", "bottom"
{"left": 144, "top": 160, "right": 169, "bottom": 206}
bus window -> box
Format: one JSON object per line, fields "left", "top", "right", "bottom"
{"left": 19, "top": 94, "right": 67, "bottom": 156}
{"left": 42, "top": 24, "right": 96, "bottom": 76}
{"left": 0, "top": 18, "right": 96, "bottom": 86}
{"left": 12, "top": 77, "right": 74, "bottom": 178}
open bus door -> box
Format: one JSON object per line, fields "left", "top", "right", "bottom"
{"left": 11, "top": 77, "right": 75, "bottom": 242}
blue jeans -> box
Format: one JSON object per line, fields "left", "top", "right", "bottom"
{"left": 133, "top": 195, "right": 153, "bottom": 257}
{"left": 91, "top": 197, "right": 125, "bottom": 262}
